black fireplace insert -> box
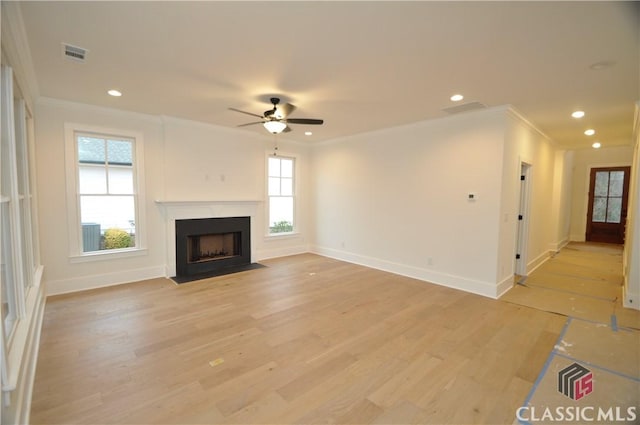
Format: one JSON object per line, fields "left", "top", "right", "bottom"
{"left": 175, "top": 216, "right": 255, "bottom": 282}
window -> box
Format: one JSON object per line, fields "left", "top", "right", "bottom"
{"left": 77, "top": 133, "right": 136, "bottom": 252}
{"left": 1, "top": 64, "right": 39, "bottom": 346}
{"left": 267, "top": 156, "right": 295, "bottom": 234}
{"left": 65, "top": 125, "right": 145, "bottom": 258}
{"left": 1, "top": 65, "right": 20, "bottom": 339}
{"left": 592, "top": 170, "right": 625, "bottom": 223}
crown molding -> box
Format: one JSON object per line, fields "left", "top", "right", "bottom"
{"left": 504, "top": 104, "right": 554, "bottom": 144}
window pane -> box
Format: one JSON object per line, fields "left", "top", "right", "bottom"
{"left": 268, "top": 157, "right": 280, "bottom": 177}
{"left": 78, "top": 136, "right": 105, "bottom": 163}
{"left": 107, "top": 139, "right": 133, "bottom": 165}
{"left": 269, "top": 196, "right": 293, "bottom": 232}
{"left": 79, "top": 165, "right": 107, "bottom": 194}
{"left": 80, "top": 195, "right": 136, "bottom": 251}
{"left": 606, "top": 197, "right": 622, "bottom": 223}
{"left": 108, "top": 166, "right": 134, "bottom": 194}
{"left": 268, "top": 177, "right": 280, "bottom": 196}
{"left": 594, "top": 172, "right": 609, "bottom": 197}
{"left": 14, "top": 100, "right": 29, "bottom": 195}
{"left": 1, "top": 201, "right": 16, "bottom": 336}
{"left": 609, "top": 171, "right": 624, "bottom": 197}
{"left": 281, "top": 158, "right": 293, "bottom": 178}
{"left": 592, "top": 197, "right": 606, "bottom": 222}
{"left": 19, "top": 198, "right": 32, "bottom": 289}
{"left": 281, "top": 177, "right": 293, "bottom": 196}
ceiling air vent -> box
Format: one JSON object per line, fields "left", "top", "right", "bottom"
{"left": 62, "top": 43, "right": 88, "bottom": 62}
{"left": 442, "top": 101, "right": 486, "bottom": 115}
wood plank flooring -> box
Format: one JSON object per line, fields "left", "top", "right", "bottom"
{"left": 501, "top": 242, "right": 640, "bottom": 329}
{"left": 31, "top": 254, "right": 568, "bottom": 424}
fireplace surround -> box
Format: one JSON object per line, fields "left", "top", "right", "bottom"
{"left": 156, "top": 199, "right": 262, "bottom": 281}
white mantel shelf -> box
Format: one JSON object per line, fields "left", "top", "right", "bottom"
{"left": 155, "top": 199, "right": 262, "bottom": 206}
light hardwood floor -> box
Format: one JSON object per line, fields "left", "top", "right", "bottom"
{"left": 32, "top": 254, "right": 567, "bottom": 424}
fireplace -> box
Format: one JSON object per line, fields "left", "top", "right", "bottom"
{"left": 187, "top": 232, "right": 240, "bottom": 263}
{"left": 175, "top": 216, "right": 253, "bottom": 282}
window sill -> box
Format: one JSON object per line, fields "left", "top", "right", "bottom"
{"left": 264, "top": 232, "right": 301, "bottom": 241}
{"left": 69, "top": 247, "right": 148, "bottom": 263}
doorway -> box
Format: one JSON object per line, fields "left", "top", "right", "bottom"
{"left": 586, "top": 167, "right": 630, "bottom": 244}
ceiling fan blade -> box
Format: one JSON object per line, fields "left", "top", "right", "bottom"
{"left": 283, "top": 126, "right": 292, "bottom": 133}
{"left": 279, "top": 103, "right": 296, "bottom": 118}
{"left": 286, "top": 118, "right": 324, "bottom": 125}
{"left": 237, "top": 121, "right": 263, "bottom": 127}
{"left": 229, "top": 107, "right": 263, "bottom": 119}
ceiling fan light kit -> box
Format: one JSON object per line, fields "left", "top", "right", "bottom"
{"left": 263, "top": 120, "right": 288, "bottom": 134}
{"left": 230, "top": 97, "right": 324, "bottom": 135}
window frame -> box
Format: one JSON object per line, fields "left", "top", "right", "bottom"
{"left": 265, "top": 152, "right": 297, "bottom": 237}
{"left": 1, "top": 65, "right": 25, "bottom": 343}
{"left": 64, "top": 123, "right": 147, "bottom": 261}
{"left": 14, "top": 98, "right": 35, "bottom": 291}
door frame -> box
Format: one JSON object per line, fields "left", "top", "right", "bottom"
{"left": 515, "top": 161, "right": 532, "bottom": 276}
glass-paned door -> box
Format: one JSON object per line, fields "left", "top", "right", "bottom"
{"left": 586, "top": 167, "right": 630, "bottom": 244}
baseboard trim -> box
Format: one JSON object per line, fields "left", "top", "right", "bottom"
{"left": 527, "top": 250, "right": 552, "bottom": 275}
{"left": 622, "top": 281, "right": 640, "bottom": 310}
{"left": 311, "top": 245, "right": 499, "bottom": 299}
{"left": 45, "top": 265, "right": 165, "bottom": 296}
{"left": 496, "top": 274, "right": 515, "bottom": 298}
{"left": 550, "top": 238, "right": 570, "bottom": 253}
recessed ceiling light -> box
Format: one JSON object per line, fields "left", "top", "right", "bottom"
{"left": 450, "top": 94, "right": 464, "bottom": 102}
{"left": 304, "top": 131, "right": 313, "bottom": 136}
{"left": 589, "top": 60, "right": 616, "bottom": 71}
{"left": 592, "top": 142, "right": 601, "bottom": 149}
{"left": 107, "top": 89, "right": 122, "bottom": 97}
{"left": 571, "top": 110, "right": 585, "bottom": 119}
{"left": 584, "top": 129, "right": 595, "bottom": 136}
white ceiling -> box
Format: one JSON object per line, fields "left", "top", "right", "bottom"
{"left": 17, "top": 1, "right": 640, "bottom": 149}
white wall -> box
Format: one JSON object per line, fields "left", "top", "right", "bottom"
{"left": 553, "top": 150, "right": 574, "bottom": 249}
{"left": 312, "top": 107, "right": 507, "bottom": 298}
{"left": 623, "top": 103, "right": 639, "bottom": 310}
{"left": 498, "top": 110, "right": 569, "bottom": 288}
{"left": 160, "top": 116, "right": 312, "bottom": 261}
{"left": 569, "top": 145, "right": 633, "bottom": 241}
{"left": 35, "top": 99, "right": 311, "bottom": 295}
{"left": 35, "top": 99, "right": 166, "bottom": 294}
{"left": 312, "top": 106, "right": 569, "bottom": 299}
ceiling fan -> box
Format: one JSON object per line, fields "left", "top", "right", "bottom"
{"left": 229, "top": 97, "right": 324, "bottom": 134}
